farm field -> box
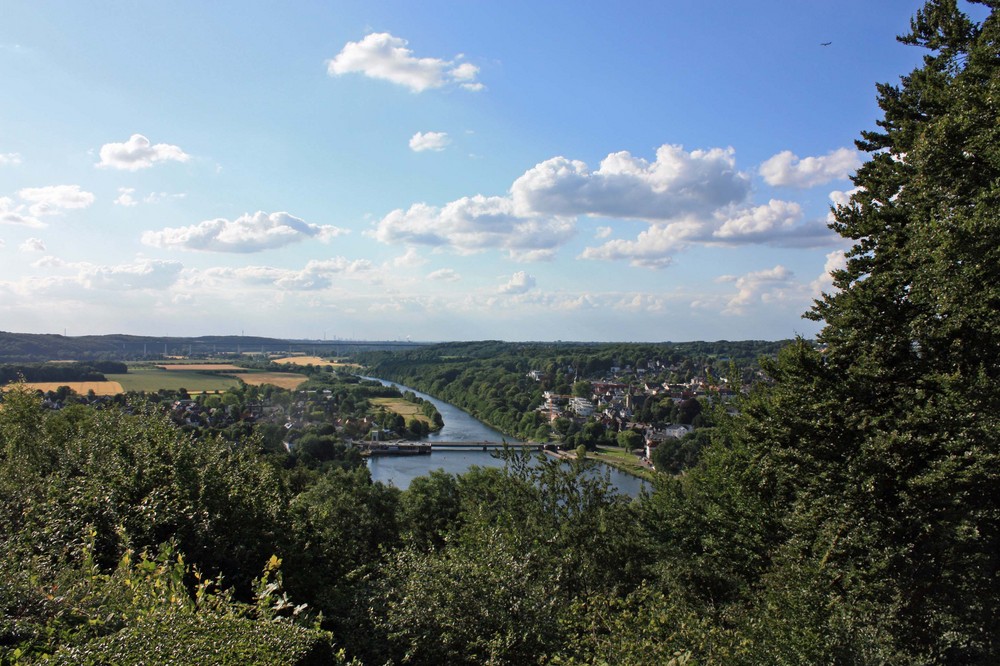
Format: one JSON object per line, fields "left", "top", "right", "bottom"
{"left": 272, "top": 356, "right": 360, "bottom": 368}
{"left": 5, "top": 381, "right": 124, "bottom": 396}
{"left": 370, "top": 397, "right": 432, "bottom": 425}
{"left": 156, "top": 363, "right": 245, "bottom": 371}
{"left": 107, "top": 366, "right": 240, "bottom": 393}
{"left": 229, "top": 372, "right": 308, "bottom": 390}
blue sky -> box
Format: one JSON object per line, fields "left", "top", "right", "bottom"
{"left": 0, "top": 1, "right": 941, "bottom": 341}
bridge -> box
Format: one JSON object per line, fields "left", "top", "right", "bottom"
{"left": 361, "top": 440, "right": 546, "bottom": 456}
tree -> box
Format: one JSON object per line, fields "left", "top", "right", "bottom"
{"left": 617, "top": 429, "right": 643, "bottom": 451}
{"left": 653, "top": 3, "right": 1000, "bottom": 660}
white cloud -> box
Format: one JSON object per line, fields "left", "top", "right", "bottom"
{"left": 31, "top": 255, "right": 64, "bottom": 268}
{"left": 78, "top": 259, "right": 184, "bottom": 290}
{"left": 713, "top": 199, "right": 802, "bottom": 240}
{"left": 0, "top": 153, "right": 22, "bottom": 166}
{"left": 717, "top": 265, "right": 795, "bottom": 314}
{"left": 580, "top": 219, "right": 703, "bottom": 268}
{"left": 144, "top": 191, "right": 186, "bottom": 204}
{"left": 511, "top": 144, "right": 750, "bottom": 220}
{"left": 96, "top": 134, "right": 190, "bottom": 171}
{"left": 115, "top": 187, "right": 138, "bottom": 207}
{"left": 810, "top": 250, "right": 847, "bottom": 296}
{"left": 17, "top": 185, "right": 95, "bottom": 217}
{"left": 327, "top": 32, "right": 483, "bottom": 93}
{"left": 409, "top": 131, "right": 450, "bottom": 152}
{"left": 499, "top": 271, "right": 536, "bottom": 294}
{"left": 374, "top": 143, "right": 836, "bottom": 268}
{"left": 19, "top": 238, "right": 45, "bottom": 252}
{"left": 427, "top": 268, "right": 460, "bottom": 282}
{"left": 142, "top": 211, "right": 349, "bottom": 253}
{"left": 372, "top": 196, "right": 574, "bottom": 261}
{"left": 759, "top": 147, "right": 861, "bottom": 188}
{"left": 392, "top": 248, "right": 427, "bottom": 268}
{"left": 199, "top": 257, "right": 373, "bottom": 291}
{"left": 0, "top": 197, "right": 43, "bottom": 227}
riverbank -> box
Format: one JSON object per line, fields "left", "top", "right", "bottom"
{"left": 545, "top": 446, "right": 656, "bottom": 483}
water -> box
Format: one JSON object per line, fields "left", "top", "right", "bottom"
{"left": 362, "top": 376, "right": 649, "bottom": 497}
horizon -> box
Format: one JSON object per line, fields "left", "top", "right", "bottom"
{"left": 0, "top": 2, "right": 947, "bottom": 341}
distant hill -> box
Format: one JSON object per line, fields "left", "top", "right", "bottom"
{"left": 0, "top": 331, "right": 425, "bottom": 362}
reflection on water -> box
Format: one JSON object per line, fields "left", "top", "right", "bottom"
{"left": 361, "top": 376, "right": 649, "bottom": 497}
{"left": 368, "top": 448, "right": 649, "bottom": 497}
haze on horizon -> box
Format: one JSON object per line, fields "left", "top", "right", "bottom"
{"left": 0, "top": 2, "right": 934, "bottom": 342}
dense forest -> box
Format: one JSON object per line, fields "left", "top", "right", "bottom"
{"left": 2, "top": 1, "right": 998, "bottom": 663}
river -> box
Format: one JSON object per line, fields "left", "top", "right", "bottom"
{"left": 362, "top": 377, "right": 649, "bottom": 497}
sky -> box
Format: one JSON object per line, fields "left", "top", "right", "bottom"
{"left": 0, "top": 1, "right": 949, "bottom": 342}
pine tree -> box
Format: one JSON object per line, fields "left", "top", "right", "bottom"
{"left": 655, "top": 2, "right": 1000, "bottom": 661}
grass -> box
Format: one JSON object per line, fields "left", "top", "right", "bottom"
{"left": 107, "top": 366, "right": 241, "bottom": 393}
{"left": 589, "top": 446, "right": 656, "bottom": 481}
{"left": 156, "top": 363, "right": 245, "bottom": 371}
{"left": 370, "top": 397, "right": 433, "bottom": 425}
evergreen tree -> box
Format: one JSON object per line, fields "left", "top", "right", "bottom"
{"left": 654, "top": 2, "right": 1000, "bottom": 661}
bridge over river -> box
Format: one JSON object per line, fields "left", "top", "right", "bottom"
{"left": 362, "top": 440, "right": 548, "bottom": 456}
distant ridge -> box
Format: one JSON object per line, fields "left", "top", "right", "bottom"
{"left": 0, "top": 331, "right": 425, "bottom": 362}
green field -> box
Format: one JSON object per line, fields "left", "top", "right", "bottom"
{"left": 107, "top": 366, "right": 241, "bottom": 393}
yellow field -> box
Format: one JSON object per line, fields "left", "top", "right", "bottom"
{"left": 156, "top": 363, "right": 245, "bottom": 371}
{"left": 229, "top": 372, "right": 309, "bottom": 389}
{"left": 5, "top": 381, "right": 125, "bottom": 396}
{"left": 272, "top": 356, "right": 360, "bottom": 368}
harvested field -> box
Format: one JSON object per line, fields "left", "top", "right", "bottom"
{"left": 5, "top": 381, "right": 125, "bottom": 396}
{"left": 156, "top": 363, "right": 245, "bottom": 371}
{"left": 229, "top": 372, "right": 308, "bottom": 390}
{"left": 272, "top": 356, "right": 360, "bottom": 368}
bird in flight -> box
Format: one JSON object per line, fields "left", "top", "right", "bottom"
{"left": 820, "top": 41, "right": 832, "bottom": 46}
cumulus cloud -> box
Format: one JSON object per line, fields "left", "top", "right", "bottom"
{"left": 427, "top": 268, "right": 460, "bottom": 282}
{"left": 580, "top": 220, "right": 703, "bottom": 268}
{"left": 96, "top": 134, "right": 190, "bottom": 171}
{"left": 19, "top": 238, "right": 45, "bottom": 252}
{"left": 18, "top": 184, "right": 95, "bottom": 217}
{"left": 392, "top": 248, "right": 427, "bottom": 268}
{"left": 115, "top": 187, "right": 138, "bottom": 207}
{"left": 713, "top": 199, "right": 803, "bottom": 241}
{"left": 327, "top": 32, "right": 482, "bottom": 92}
{"left": 409, "top": 131, "right": 450, "bottom": 152}
{"left": 371, "top": 195, "right": 574, "bottom": 261}
{"left": 810, "top": 250, "right": 848, "bottom": 296}
{"left": 142, "top": 211, "right": 349, "bottom": 253}
{"left": 760, "top": 147, "right": 861, "bottom": 188}
{"left": 0, "top": 197, "right": 43, "bottom": 227}
{"left": 499, "top": 271, "right": 537, "bottom": 294}
{"left": 373, "top": 143, "right": 836, "bottom": 267}
{"left": 718, "top": 265, "right": 795, "bottom": 314}
{"left": 511, "top": 144, "right": 749, "bottom": 220}
{"left": 0, "top": 153, "right": 22, "bottom": 166}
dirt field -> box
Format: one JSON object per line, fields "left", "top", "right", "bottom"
{"left": 6, "top": 381, "right": 125, "bottom": 396}
{"left": 229, "top": 372, "right": 309, "bottom": 389}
